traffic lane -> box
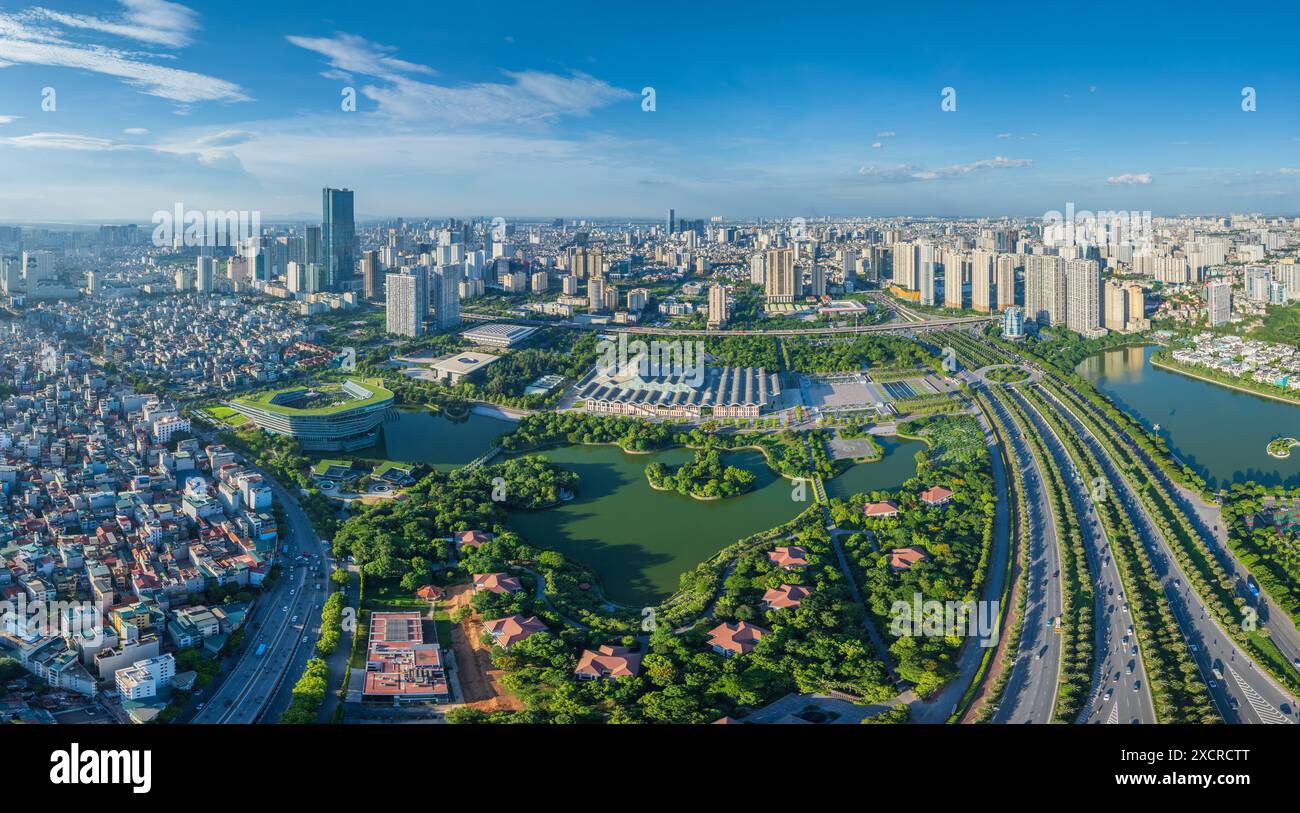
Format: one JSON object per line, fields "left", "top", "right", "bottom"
{"left": 1013, "top": 388, "right": 1154, "bottom": 723}
{"left": 221, "top": 568, "right": 317, "bottom": 722}
{"left": 1056, "top": 395, "right": 1288, "bottom": 724}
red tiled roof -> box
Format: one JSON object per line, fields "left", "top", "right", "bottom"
{"left": 574, "top": 645, "right": 642, "bottom": 679}
{"left": 865, "top": 499, "right": 900, "bottom": 517}
{"left": 889, "top": 546, "right": 929, "bottom": 571}
{"left": 762, "top": 584, "right": 812, "bottom": 610}
{"left": 767, "top": 546, "right": 809, "bottom": 568}
{"left": 920, "top": 486, "right": 954, "bottom": 505}
{"left": 483, "top": 614, "right": 547, "bottom": 648}
{"left": 472, "top": 572, "right": 522, "bottom": 595}
{"left": 707, "top": 621, "right": 769, "bottom": 655}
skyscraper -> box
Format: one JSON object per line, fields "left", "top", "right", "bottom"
{"left": 1065, "top": 258, "right": 1103, "bottom": 336}
{"left": 763, "top": 248, "right": 797, "bottom": 303}
{"left": 943, "top": 251, "right": 967, "bottom": 309}
{"left": 1206, "top": 280, "right": 1232, "bottom": 326}
{"left": 666, "top": 209, "right": 676, "bottom": 236}
{"left": 891, "top": 241, "right": 918, "bottom": 290}
{"left": 588, "top": 277, "right": 606, "bottom": 312}
{"left": 808, "top": 242, "right": 825, "bottom": 297}
{"left": 1025, "top": 254, "right": 1066, "bottom": 326}
{"left": 995, "top": 254, "right": 1017, "bottom": 310}
{"left": 361, "top": 250, "right": 383, "bottom": 300}
{"left": 707, "top": 283, "right": 729, "bottom": 328}
{"left": 1103, "top": 279, "right": 1128, "bottom": 332}
{"left": 386, "top": 271, "right": 428, "bottom": 337}
{"left": 430, "top": 266, "right": 461, "bottom": 331}
{"left": 322, "top": 188, "right": 356, "bottom": 291}
{"left": 970, "top": 249, "right": 994, "bottom": 313}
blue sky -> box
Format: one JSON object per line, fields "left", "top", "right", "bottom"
{"left": 0, "top": 0, "right": 1298, "bottom": 221}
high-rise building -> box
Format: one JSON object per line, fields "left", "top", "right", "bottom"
{"left": 995, "top": 254, "right": 1017, "bottom": 310}
{"left": 627, "top": 288, "right": 650, "bottom": 312}
{"left": 891, "top": 241, "right": 918, "bottom": 290}
{"left": 304, "top": 225, "right": 322, "bottom": 267}
{"left": 386, "top": 271, "right": 428, "bottom": 337}
{"left": 21, "top": 250, "right": 54, "bottom": 286}
{"left": 943, "top": 251, "right": 967, "bottom": 309}
{"left": 1206, "top": 280, "right": 1232, "bottom": 326}
{"left": 1245, "top": 266, "right": 1272, "bottom": 302}
{"left": 839, "top": 249, "right": 858, "bottom": 292}
{"left": 1025, "top": 254, "right": 1066, "bottom": 326}
{"left": 970, "top": 249, "right": 993, "bottom": 312}
{"left": 918, "top": 258, "right": 936, "bottom": 306}
{"left": 707, "top": 283, "right": 729, "bottom": 328}
{"left": 1124, "top": 284, "right": 1148, "bottom": 331}
{"left": 196, "top": 256, "right": 215, "bottom": 293}
{"left": 322, "top": 188, "right": 356, "bottom": 291}
{"left": 749, "top": 253, "right": 766, "bottom": 285}
{"left": 588, "top": 277, "right": 606, "bottom": 312}
{"left": 1103, "top": 279, "right": 1127, "bottom": 332}
{"left": 809, "top": 244, "right": 826, "bottom": 298}
{"left": 764, "top": 248, "right": 797, "bottom": 303}
{"left": 1065, "top": 258, "right": 1104, "bottom": 336}
{"left": 430, "top": 266, "right": 461, "bottom": 331}
{"left": 361, "top": 250, "right": 383, "bottom": 300}
{"left": 666, "top": 209, "right": 676, "bottom": 236}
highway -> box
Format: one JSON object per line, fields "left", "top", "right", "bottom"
{"left": 190, "top": 429, "right": 330, "bottom": 725}
{"left": 1058, "top": 380, "right": 1300, "bottom": 692}
{"left": 982, "top": 384, "right": 1063, "bottom": 724}
{"left": 1036, "top": 383, "right": 1295, "bottom": 724}
{"left": 459, "top": 308, "right": 995, "bottom": 336}
{"left": 1006, "top": 386, "right": 1156, "bottom": 724}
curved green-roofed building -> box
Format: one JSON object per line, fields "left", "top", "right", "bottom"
{"left": 229, "top": 378, "right": 394, "bottom": 451}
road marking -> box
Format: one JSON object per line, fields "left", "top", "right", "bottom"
{"left": 1106, "top": 701, "right": 1118, "bottom": 724}
{"left": 1228, "top": 666, "right": 1290, "bottom": 724}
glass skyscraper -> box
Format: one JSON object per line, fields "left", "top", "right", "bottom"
{"left": 322, "top": 187, "right": 356, "bottom": 291}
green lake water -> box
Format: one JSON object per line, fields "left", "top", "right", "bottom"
{"left": 349, "top": 410, "right": 921, "bottom": 605}
{"left": 1076, "top": 345, "right": 1300, "bottom": 489}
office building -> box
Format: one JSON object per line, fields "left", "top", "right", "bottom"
{"left": 764, "top": 248, "right": 797, "bottom": 303}
{"left": 430, "top": 266, "right": 461, "bottom": 331}
{"left": 322, "top": 187, "right": 356, "bottom": 291}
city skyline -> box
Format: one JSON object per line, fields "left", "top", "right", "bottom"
{"left": 0, "top": 1, "right": 1298, "bottom": 221}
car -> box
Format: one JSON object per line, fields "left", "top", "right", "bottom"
{"left": 1122, "top": 635, "right": 1128, "bottom": 644}
{"left": 1133, "top": 682, "right": 1140, "bottom": 692}
{"left": 1131, "top": 645, "right": 1138, "bottom": 656}
{"left": 1127, "top": 625, "right": 1133, "bottom": 635}
{"left": 1190, "top": 643, "right": 1198, "bottom": 652}
{"left": 1229, "top": 697, "right": 1240, "bottom": 710}
{"left": 1122, "top": 603, "right": 1129, "bottom": 613}
{"left": 1104, "top": 688, "right": 1113, "bottom": 701}
{"left": 195, "top": 703, "right": 205, "bottom": 710}
{"left": 281, "top": 605, "right": 288, "bottom": 612}
{"left": 291, "top": 615, "right": 298, "bottom": 623}
{"left": 302, "top": 635, "right": 308, "bottom": 644}
{"left": 1103, "top": 559, "right": 1108, "bottom": 568}
{"left": 1293, "top": 658, "right": 1300, "bottom": 669}
{"left": 290, "top": 589, "right": 296, "bottom": 595}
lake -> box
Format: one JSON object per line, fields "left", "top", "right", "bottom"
{"left": 1076, "top": 345, "right": 1300, "bottom": 489}
{"left": 350, "top": 409, "right": 921, "bottom": 605}
{"left": 506, "top": 437, "right": 922, "bottom": 606}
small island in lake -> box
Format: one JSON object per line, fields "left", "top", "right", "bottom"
{"left": 645, "top": 449, "right": 758, "bottom": 500}
{"left": 1266, "top": 437, "right": 1300, "bottom": 459}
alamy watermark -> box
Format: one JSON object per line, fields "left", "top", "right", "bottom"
{"left": 890, "top": 593, "right": 999, "bottom": 647}
{"left": 1, "top": 596, "right": 107, "bottom": 646}
{"left": 1041, "top": 202, "right": 1152, "bottom": 249}
{"left": 151, "top": 203, "right": 261, "bottom": 249}
{"left": 596, "top": 333, "right": 706, "bottom": 387}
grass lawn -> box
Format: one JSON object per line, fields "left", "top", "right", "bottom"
{"left": 433, "top": 610, "right": 454, "bottom": 647}
{"left": 362, "top": 578, "right": 427, "bottom": 610}
{"left": 204, "top": 405, "right": 248, "bottom": 427}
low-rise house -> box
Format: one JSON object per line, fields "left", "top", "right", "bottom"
{"left": 472, "top": 572, "right": 522, "bottom": 595}
{"left": 707, "top": 621, "right": 768, "bottom": 656}
{"left": 762, "top": 584, "right": 812, "bottom": 611}
{"left": 767, "top": 546, "right": 809, "bottom": 569}
{"left": 920, "top": 486, "right": 954, "bottom": 506}
{"left": 483, "top": 614, "right": 547, "bottom": 648}
{"left": 865, "top": 500, "right": 900, "bottom": 518}
{"left": 574, "top": 645, "right": 642, "bottom": 680}
{"left": 889, "top": 546, "right": 929, "bottom": 572}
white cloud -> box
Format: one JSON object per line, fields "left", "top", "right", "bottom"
{"left": 1, "top": 131, "right": 122, "bottom": 151}
{"left": 32, "top": 0, "right": 200, "bottom": 48}
{"left": 1106, "top": 172, "right": 1152, "bottom": 185}
{"left": 1278, "top": 167, "right": 1300, "bottom": 175}
{"left": 871, "top": 142, "right": 882, "bottom": 149}
{"left": 123, "top": 127, "right": 149, "bottom": 134}
{"left": 912, "top": 156, "right": 1032, "bottom": 180}
{"left": 0, "top": 6, "right": 247, "bottom": 104}
{"left": 876, "top": 130, "right": 895, "bottom": 138}
{"left": 0, "top": 115, "right": 21, "bottom": 124}
{"left": 996, "top": 132, "right": 1011, "bottom": 139}
{"left": 288, "top": 33, "right": 632, "bottom": 125}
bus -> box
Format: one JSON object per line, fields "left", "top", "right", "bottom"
{"left": 255, "top": 643, "right": 268, "bottom": 657}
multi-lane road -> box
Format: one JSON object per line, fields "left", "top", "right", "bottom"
{"left": 190, "top": 430, "right": 330, "bottom": 725}
{"left": 1037, "top": 383, "right": 1296, "bottom": 724}
{"left": 982, "top": 385, "right": 1064, "bottom": 724}
{"left": 1005, "top": 385, "right": 1156, "bottom": 724}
